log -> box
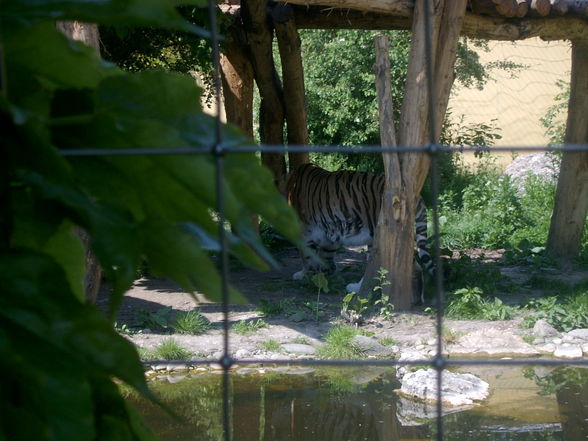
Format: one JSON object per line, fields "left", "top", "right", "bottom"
{"left": 494, "top": 0, "right": 518, "bottom": 17}
{"left": 273, "top": 0, "right": 588, "bottom": 18}
{"left": 282, "top": 5, "right": 588, "bottom": 41}
{"left": 272, "top": 3, "right": 310, "bottom": 170}
{"left": 547, "top": 40, "right": 588, "bottom": 261}
{"left": 241, "top": 0, "right": 287, "bottom": 184}
{"left": 551, "top": 0, "right": 569, "bottom": 14}
{"left": 516, "top": 0, "right": 529, "bottom": 17}
{"left": 531, "top": 0, "right": 551, "bottom": 15}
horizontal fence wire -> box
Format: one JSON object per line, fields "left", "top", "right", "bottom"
{"left": 57, "top": 143, "right": 588, "bottom": 157}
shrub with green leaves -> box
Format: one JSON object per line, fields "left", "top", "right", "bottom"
{"left": 232, "top": 318, "right": 268, "bottom": 336}
{"left": 523, "top": 292, "right": 588, "bottom": 332}
{"left": 173, "top": 309, "right": 211, "bottom": 335}
{"left": 151, "top": 338, "right": 193, "bottom": 361}
{"left": 0, "top": 2, "right": 300, "bottom": 440}
{"left": 446, "top": 287, "right": 515, "bottom": 320}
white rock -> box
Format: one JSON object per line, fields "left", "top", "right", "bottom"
{"left": 536, "top": 343, "right": 556, "bottom": 353}
{"left": 552, "top": 337, "right": 563, "bottom": 345}
{"left": 568, "top": 329, "right": 588, "bottom": 341}
{"left": 582, "top": 343, "right": 588, "bottom": 354}
{"left": 533, "top": 319, "right": 560, "bottom": 338}
{"left": 562, "top": 334, "right": 574, "bottom": 343}
{"left": 399, "top": 368, "right": 489, "bottom": 406}
{"left": 281, "top": 343, "right": 316, "bottom": 355}
{"left": 553, "top": 345, "right": 583, "bottom": 358}
{"left": 451, "top": 328, "right": 539, "bottom": 356}
{"left": 234, "top": 349, "right": 250, "bottom": 359}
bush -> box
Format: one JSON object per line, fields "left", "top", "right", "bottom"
{"left": 173, "top": 310, "right": 211, "bottom": 335}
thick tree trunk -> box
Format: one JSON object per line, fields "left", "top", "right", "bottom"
{"left": 546, "top": 40, "right": 588, "bottom": 262}
{"left": 272, "top": 3, "right": 310, "bottom": 171}
{"left": 359, "top": 0, "right": 466, "bottom": 310}
{"left": 241, "top": 0, "right": 287, "bottom": 186}
{"left": 57, "top": 21, "right": 102, "bottom": 303}
{"left": 220, "top": 24, "right": 255, "bottom": 139}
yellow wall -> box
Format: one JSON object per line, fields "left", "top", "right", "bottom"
{"left": 448, "top": 38, "right": 570, "bottom": 152}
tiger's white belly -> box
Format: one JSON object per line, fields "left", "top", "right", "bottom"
{"left": 305, "top": 223, "right": 373, "bottom": 248}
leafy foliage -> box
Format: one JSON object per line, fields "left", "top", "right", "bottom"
{"left": 1, "top": 1, "right": 299, "bottom": 440}
{"left": 540, "top": 79, "right": 570, "bottom": 146}
{"left": 523, "top": 291, "right": 588, "bottom": 332}
{"left": 445, "top": 287, "right": 516, "bottom": 320}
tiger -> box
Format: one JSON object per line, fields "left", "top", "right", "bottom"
{"left": 286, "top": 163, "right": 434, "bottom": 301}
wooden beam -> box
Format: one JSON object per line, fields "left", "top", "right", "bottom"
{"left": 275, "top": 0, "right": 588, "bottom": 18}
{"left": 282, "top": 5, "right": 588, "bottom": 41}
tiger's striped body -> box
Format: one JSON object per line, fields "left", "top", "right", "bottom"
{"left": 286, "top": 163, "right": 433, "bottom": 296}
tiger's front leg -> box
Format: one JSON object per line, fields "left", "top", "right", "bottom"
{"left": 292, "top": 241, "right": 337, "bottom": 280}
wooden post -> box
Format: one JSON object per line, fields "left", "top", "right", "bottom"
{"left": 241, "top": 0, "right": 287, "bottom": 186}
{"left": 273, "top": 3, "right": 310, "bottom": 171}
{"left": 547, "top": 39, "right": 588, "bottom": 262}
{"left": 360, "top": 0, "right": 467, "bottom": 310}
{"left": 57, "top": 21, "right": 102, "bottom": 303}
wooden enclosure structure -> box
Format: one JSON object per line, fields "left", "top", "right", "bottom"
{"left": 219, "top": 0, "right": 588, "bottom": 309}
{"left": 57, "top": 2, "right": 587, "bottom": 308}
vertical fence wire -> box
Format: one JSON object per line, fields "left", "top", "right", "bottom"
{"left": 421, "top": 1, "right": 448, "bottom": 438}
{"left": 207, "top": 2, "right": 233, "bottom": 440}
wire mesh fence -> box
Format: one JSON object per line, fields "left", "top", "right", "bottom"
{"left": 60, "top": 0, "right": 588, "bottom": 440}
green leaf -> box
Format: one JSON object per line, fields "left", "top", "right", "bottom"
{"left": 2, "top": 0, "right": 208, "bottom": 35}
{"left": 311, "top": 273, "right": 329, "bottom": 293}
{"left": 5, "top": 23, "right": 118, "bottom": 92}
{"left": 142, "top": 223, "right": 245, "bottom": 303}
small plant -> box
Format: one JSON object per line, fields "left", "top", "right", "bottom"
{"left": 379, "top": 337, "right": 396, "bottom": 346}
{"left": 256, "top": 299, "right": 285, "bottom": 316}
{"left": 442, "top": 326, "right": 462, "bottom": 344}
{"left": 233, "top": 318, "right": 268, "bottom": 336}
{"left": 523, "top": 292, "right": 588, "bottom": 332}
{"left": 114, "top": 322, "right": 138, "bottom": 335}
{"left": 316, "top": 325, "right": 365, "bottom": 359}
{"left": 445, "top": 287, "right": 515, "bottom": 320}
{"left": 311, "top": 272, "right": 330, "bottom": 322}
{"left": 373, "top": 268, "right": 394, "bottom": 319}
{"left": 260, "top": 339, "right": 281, "bottom": 352}
{"left": 341, "top": 291, "right": 369, "bottom": 323}
{"left": 173, "top": 310, "right": 211, "bottom": 335}
{"left": 137, "top": 306, "right": 173, "bottom": 332}
{"left": 151, "top": 338, "right": 192, "bottom": 361}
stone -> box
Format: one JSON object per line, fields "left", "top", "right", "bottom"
{"left": 352, "top": 335, "right": 394, "bottom": 357}
{"left": 567, "top": 329, "right": 588, "bottom": 341}
{"left": 234, "top": 349, "right": 250, "bottom": 359}
{"left": 450, "top": 328, "right": 539, "bottom": 356}
{"left": 536, "top": 343, "right": 556, "bottom": 353}
{"left": 562, "top": 334, "right": 574, "bottom": 343}
{"left": 552, "top": 337, "right": 563, "bottom": 345}
{"left": 553, "top": 345, "right": 583, "bottom": 358}
{"left": 281, "top": 343, "right": 316, "bottom": 355}
{"left": 532, "top": 319, "right": 560, "bottom": 338}
{"left": 398, "top": 368, "right": 489, "bottom": 406}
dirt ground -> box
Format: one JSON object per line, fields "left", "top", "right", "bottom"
{"left": 97, "top": 246, "right": 587, "bottom": 360}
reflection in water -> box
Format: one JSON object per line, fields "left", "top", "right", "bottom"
{"left": 125, "top": 366, "right": 588, "bottom": 441}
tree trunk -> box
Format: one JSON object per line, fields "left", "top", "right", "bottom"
{"left": 360, "top": 0, "right": 466, "bottom": 310}
{"left": 273, "top": 3, "right": 310, "bottom": 172}
{"left": 241, "top": 0, "right": 287, "bottom": 186}
{"left": 57, "top": 21, "right": 102, "bottom": 303}
{"left": 547, "top": 40, "right": 588, "bottom": 262}
{"left": 220, "top": 21, "right": 255, "bottom": 139}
